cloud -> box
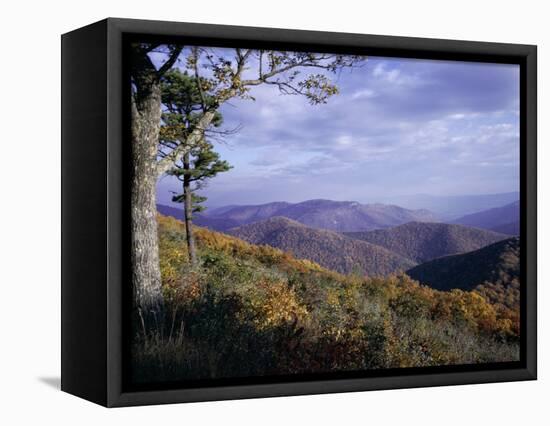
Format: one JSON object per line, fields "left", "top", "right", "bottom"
{"left": 335, "top": 135, "right": 353, "bottom": 146}
{"left": 351, "top": 89, "right": 376, "bottom": 100}
{"left": 448, "top": 113, "right": 467, "bottom": 120}
{"left": 157, "top": 51, "right": 520, "bottom": 207}
{"left": 372, "top": 62, "right": 415, "bottom": 86}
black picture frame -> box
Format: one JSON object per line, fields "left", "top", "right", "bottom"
{"left": 61, "top": 17, "right": 537, "bottom": 407}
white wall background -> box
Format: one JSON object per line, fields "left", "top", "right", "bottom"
{"left": 0, "top": 0, "right": 546, "bottom": 423}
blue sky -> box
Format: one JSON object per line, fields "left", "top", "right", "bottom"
{"left": 155, "top": 48, "right": 520, "bottom": 208}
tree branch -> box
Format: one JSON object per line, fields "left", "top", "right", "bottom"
{"left": 192, "top": 47, "right": 208, "bottom": 112}
{"left": 157, "top": 46, "right": 183, "bottom": 77}
{"left": 156, "top": 111, "right": 217, "bottom": 177}
{"left": 241, "top": 54, "right": 362, "bottom": 87}
{"left": 235, "top": 49, "right": 253, "bottom": 78}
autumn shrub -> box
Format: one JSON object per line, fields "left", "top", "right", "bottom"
{"left": 131, "top": 215, "right": 521, "bottom": 384}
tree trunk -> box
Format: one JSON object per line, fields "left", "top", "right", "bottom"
{"left": 130, "top": 83, "right": 164, "bottom": 325}
{"left": 183, "top": 152, "right": 197, "bottom": 265}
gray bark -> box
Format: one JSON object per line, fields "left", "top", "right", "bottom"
{"left": 129, "top": 44, "right": 183, "bottom": 328}
{"left": 131, "top": 83, "right": 164, "bottom": 319}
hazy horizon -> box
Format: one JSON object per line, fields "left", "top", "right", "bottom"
{"left": 156, "top": 190, "right": 520, "bottom": 210}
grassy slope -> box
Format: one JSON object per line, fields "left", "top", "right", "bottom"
{"left": 131, "top": 215, "right": 520, "bottom": 384}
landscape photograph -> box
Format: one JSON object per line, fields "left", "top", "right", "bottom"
{"left": 128, "top": 42, "right": 521, "bottom": 385}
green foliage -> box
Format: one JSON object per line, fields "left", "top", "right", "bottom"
{"left": 166, "top": 145, "right": 231, "bottom": 186}
{"left": 130, "top": 215, "right": 520, "bottom": 384}
{"left": 160, "top": 69, "right": 232, "bottom": 215}
{"left": 160, "top": 69, "right": 222, "bottom": 127}
{"left": 166, "top": 143, "right": 232, "bottom": 213}
{"left": 190, "top": 48, "right": 364, "bottom": 105}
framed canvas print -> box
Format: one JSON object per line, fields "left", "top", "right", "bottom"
{"left": 61, "top": 18, "right": 537, "bottom": 407}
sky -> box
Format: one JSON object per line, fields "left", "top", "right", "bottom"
{"left": 154, "top": 48, "right": 520, "bottom": 209}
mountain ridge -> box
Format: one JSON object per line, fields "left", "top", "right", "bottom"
{"left": 228, "top": 216, "right": 416, "bottom": 276}
{"left": 451, "top": 201, "right": 520, "bottom": 232}
{"left": 190, "top": 199, "right": 438, "bottom": 232}
{"left": 344, "top": 221, "right": 509, "bottom": 263}
{"left": 387, "top": 191, "right": 519, "bottom": 219}
{"left": 406, "top": 237, "right": 519, "bottom": 293}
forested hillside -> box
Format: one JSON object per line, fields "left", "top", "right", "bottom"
{"left": 130, "top": 214, "right": 520, "bottom": 384}
{"left": 344, "top": 222, "right": 509, "bottom": 263}
{"left": 406, "top": 238, "right": 520, "bottom": 335}
{"left": 406, "top": 237, "right": 519, "bottom": 291}
{"left": 228, "top": 216, "right": 415, "bottom": 276}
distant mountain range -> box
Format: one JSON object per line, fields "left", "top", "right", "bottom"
{"left": 227, "top": 216, "right": 513, "bottom": 278}
{"left": 157, "top": 204, "right": 185, "bottom": 221}
{"left": 159, "top": 199, "right": 438, "bottom": 233}
{"left": 157, "top": 196, "right": 520, "bottom": 283}
{"left": 343, "top": 222, "right": 509, "bottom": 264}
{"left": 406, "top": 237, "right": 519, "bottom": 292}
{"left": 385, "top": 191, "right": 519, "bottom": 220}
{"left": 490, "top": 221, "right": 520, "bottom": 235}
{"left": 451, "top": 201, "right": 520, "bottom": 235}
{"left": 228, "top": 216, "right": 416, "bottom": 276}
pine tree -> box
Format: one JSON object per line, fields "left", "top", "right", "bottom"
{"left": 167, "top": 144, "right": 231, "bottom": 265}
{"left": 160, "top": 69, "right": 231, "bottom": 265}
{"left": 131, "top": 44, "right": 363, "bottom": 315}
